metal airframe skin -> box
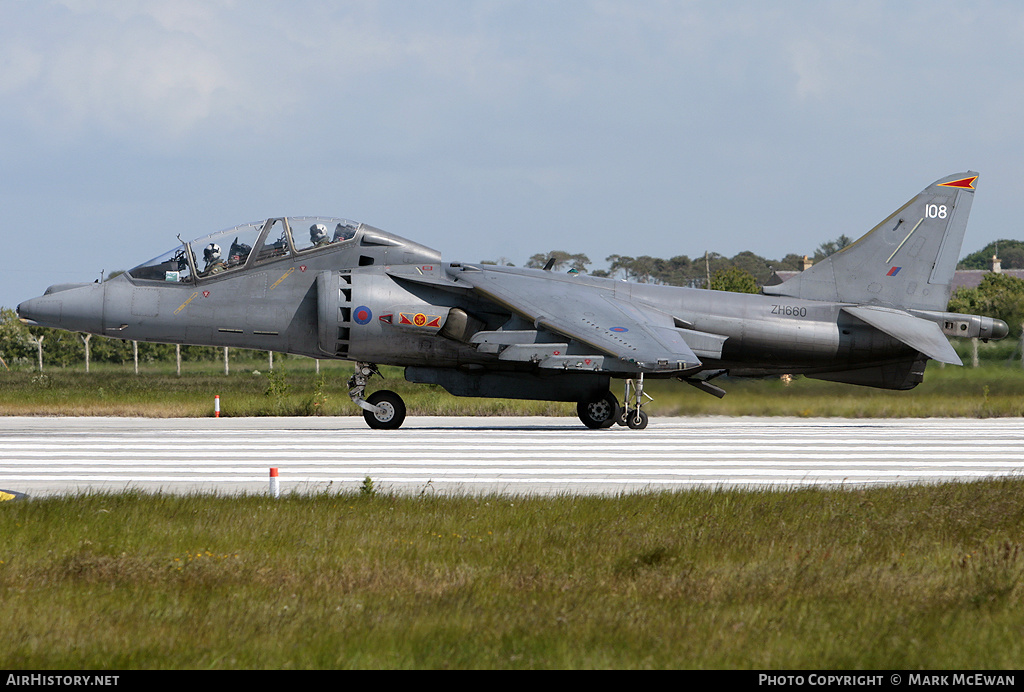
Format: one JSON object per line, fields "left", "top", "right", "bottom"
{"left": 17, "top": 173, "right": 1009, "bottom": 429}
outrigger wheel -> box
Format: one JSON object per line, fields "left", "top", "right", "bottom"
{"left": 363, "top": 390, "right": 407, "bottom": 430}
{"left": 577, "top": 391, "right": 620, "bottom": 429}
{"left": 625, "top": 408, "right": 649, "bottom": 430}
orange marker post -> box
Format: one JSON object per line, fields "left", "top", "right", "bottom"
{"left": 270, "top": 467, "right": 279, "bottom": 498}
{"left": 214, "top": 395, "right": 220, "bottom": 418}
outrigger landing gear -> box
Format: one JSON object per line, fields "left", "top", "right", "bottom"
{"left": 348, "top": 362, "right": 407, "bottom": 429}
{"left": 617, "top": 374, "right": 652, "bottom": 430}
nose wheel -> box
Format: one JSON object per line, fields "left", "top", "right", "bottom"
{"left": 362, "top": 389, "right": 406, "bottom": 430}
{"left": 349, "top": 362, "right": 407, "bottom": 429}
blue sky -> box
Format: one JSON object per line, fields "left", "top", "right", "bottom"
{"left": 4, "top": 1, "right": 1024, "bottom": 308}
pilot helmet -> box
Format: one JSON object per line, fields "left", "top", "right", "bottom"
{"left": 310, "top": 224, "right": 328, "bottom": 242}
{"left": 204, "top": 243, "right": 221, "bottom": 262}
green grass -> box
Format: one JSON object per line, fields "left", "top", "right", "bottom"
{"left": 2, "top": 357, "right": 1023, "bottom": 418}
{"left": 2, "top": 482, "right": 1023, "bottom": 669}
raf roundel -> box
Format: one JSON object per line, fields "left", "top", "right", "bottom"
{"left": 354, "top": 306, "right": 373, "bottom": 325}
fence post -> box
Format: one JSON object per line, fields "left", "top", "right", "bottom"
{"left": 34, "top": 334, "right": 44, "bottom": 371}
{"left": 81, "top": 333, "right": 91, "bottom": 373}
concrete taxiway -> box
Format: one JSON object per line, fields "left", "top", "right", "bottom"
{"left": 0, "top": 416, "right": 1022, "bottom": 498}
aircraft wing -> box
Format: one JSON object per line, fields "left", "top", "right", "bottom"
{"left": 452, "top": 267, "right": 702, "bottom": 373}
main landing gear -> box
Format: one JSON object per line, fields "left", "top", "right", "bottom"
{"left": 349, "top": 362, "right": 407, "bottom": 429}
{"left": 576, "top": 374, "right": 652, "bottom": 430}
{"left": 577, "top": 391, "right": 620, "bottom": 429}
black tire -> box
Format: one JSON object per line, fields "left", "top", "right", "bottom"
{"left": 626, "top": 409, "right": 649, "bottom": 430}
{"left": 363, "top": 390, "right": 406, "bottom": 430}
{"left": 577, "top": 391, "right": 619, "bottom": 429}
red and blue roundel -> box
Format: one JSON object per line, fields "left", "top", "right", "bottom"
{"left": 610, "top": 326, "right": 629, "bottom": 333}
{"left": 354, "top": 306, "right": 373, "bottom": 325}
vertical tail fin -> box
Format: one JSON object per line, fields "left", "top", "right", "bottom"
{"left": 763, "top": 172, "right": 978, "bottom": 310}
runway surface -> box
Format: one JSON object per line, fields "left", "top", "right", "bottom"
{"left": 1, "top": 416, "right": 1022, "bottom": 497}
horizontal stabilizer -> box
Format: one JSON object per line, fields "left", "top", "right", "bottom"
{"left": 842, "top": 305, "right": 962, "bottom": 365}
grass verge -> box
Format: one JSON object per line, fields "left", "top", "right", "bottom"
{"left": 1, "top": 482, "right": 1022, "bottom": 669}
{"left": 1, "top": 359, "right": 1023, "bottom": 418}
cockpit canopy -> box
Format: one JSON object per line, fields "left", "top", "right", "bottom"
{"left": 128, "top": 217, "right": 360, "bottom": 283}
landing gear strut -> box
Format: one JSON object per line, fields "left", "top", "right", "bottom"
{"left": 617, "top": 373, "right": 652, "bottom": 430}
{"left": 348, "top": 362, "right": 407, "bottom": 429}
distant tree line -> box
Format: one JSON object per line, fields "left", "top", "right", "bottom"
{"left": 958, "top": 239, "right": 1024, "bottom": 270}
{"left": 947, "top": 273, "right": 1024, "bottom": 337}
{"left": 507, "top": 235, "right": 856, "bottom": 290}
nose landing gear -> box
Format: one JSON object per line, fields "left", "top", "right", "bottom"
{"left": 349, "top": 362, "right": 407, "bottom": 429}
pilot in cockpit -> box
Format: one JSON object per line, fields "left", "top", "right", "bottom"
{"left": 203, "top": 243, "right": 227, "bottom": 274}
{"left": 310, "top": 223, "right": 331, "bottom": 247}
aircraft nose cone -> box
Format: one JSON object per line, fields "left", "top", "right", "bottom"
{"left": 17, "top": 284, "right": 105, "bottom": 334}
{"left": 991, "top": 319, "right": 1009, "bottom": 340}
{"left": 16, "top": 296, "right": 60, "bottom": 327}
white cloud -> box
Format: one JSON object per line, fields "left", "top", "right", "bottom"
{"left": 0, "top": 2, "right": 246, "bottom": 144}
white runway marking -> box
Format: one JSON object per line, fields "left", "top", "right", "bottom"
{"left": 1, "top": 416, "right": 1022, "bottom": 496}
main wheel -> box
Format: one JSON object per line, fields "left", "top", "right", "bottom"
{"left": 577, "top": 391, "right": 620, "bottom": 429}
{"left": 363, "top": 390, "right": 407, "bottom": 430}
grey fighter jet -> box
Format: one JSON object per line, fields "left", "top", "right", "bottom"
{"left": 17, "top": 172, "right": 1008, "bottom": 429}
